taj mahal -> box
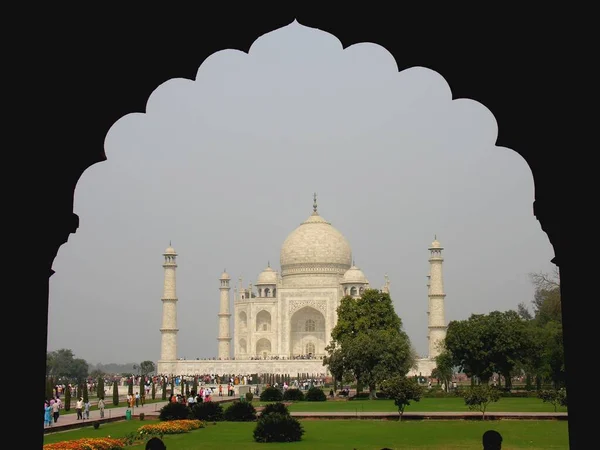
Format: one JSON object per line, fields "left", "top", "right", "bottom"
{"left": 157, "top": 195, "right": 447, "bottom": 377}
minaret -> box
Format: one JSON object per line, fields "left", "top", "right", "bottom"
{"left": 218, "top": 270, "right": 232, "bottom": 359}
{"left": 382, "top": 274, "right": 391, "bottom": 294}
{"left": 427, "top": 236, "right": 447, "bottom": 359}
{"left": 160, "top": 243, "right": 179, "bottom": 362}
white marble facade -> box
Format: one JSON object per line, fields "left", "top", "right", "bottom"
{"left": 158, "top": 197, "right": 446, "bottom": 377}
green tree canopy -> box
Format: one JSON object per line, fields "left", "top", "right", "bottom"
{"left": 517, "top": 269, "right": 565, "bottom": 389}
{"left": 445, "top": 310, "right": 532, "bottom": 387}
{"left": 325, "top": 289, "right": 415, "bottom": 398}
{"left": 140, "top": 360, "right": 156, "bottom": 376}
{"left": 46, "top": 349, "right": 89, "bottom": 382}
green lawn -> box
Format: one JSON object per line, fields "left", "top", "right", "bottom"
{"left": 286, "top": 397, "right": 568, "bottom": 413}
{"left": 43, "top": 419, "right": 569, "bottom": 449}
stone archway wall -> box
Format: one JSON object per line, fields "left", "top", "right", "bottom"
{"left": 34, "top": 9, "right": 582, "bottom": 449}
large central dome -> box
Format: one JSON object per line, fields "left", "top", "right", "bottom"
{"left": 280, "top": 199, "right": 352, "bottom": 277}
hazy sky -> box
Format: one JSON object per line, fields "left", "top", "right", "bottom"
{"left": 48, "top": 20, "right": 555, "bottom": 365}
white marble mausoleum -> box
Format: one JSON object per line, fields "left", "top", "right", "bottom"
{"left": 157, "top": 195, "right": 447, "bottom": 377}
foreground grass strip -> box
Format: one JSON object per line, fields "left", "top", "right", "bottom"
{"left": 45, "top": 418, "right": 569, "bottom": 450}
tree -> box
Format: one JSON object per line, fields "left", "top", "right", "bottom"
{"left": 380, "top": 375, "right": 424, "bottom": 421}
{"left": 45, "top": 377, "right": 54, "bottom": 400}
{"left": 128, "top": 377, "right": 134, "bottom": 396}
{"left": 140, "top": 360, "right": 156, "bottom": 376}
{"left": 432, "top": 349, "right": 454, "bottom": 390}
{"left": 64, "top": 385, "right": 71, "bottom": 411}
{"left": 97, "top": 377, "right": 105, "bottom": 400}
{"left": 322, "top": 346, "right": 344, "bottom": 391}
{"left": 444, "top": 315, "right": 495, "bottom": 383}
{"left": 326, "top": 289, "right": 415, "bottom": 399}
{"left": 529, "top": 269, "right": 561, "bottom": 326}
{"left": 462, "top": 385, "right": 501, "bottom": 420}
{"left": 152, "top": 381, "right": 156, "bottom": 400}
{"left": 519, "top": 270, "right": 565, "bottom": 389}
{"left": 162, "top": 378, "right": 167, "bottom": 400}
{"left": 445, "top": 311, "right": 532, "bottom": 387}
{"left": 112, "top": 380, "right": 119, "bottom": 406}
{"left": 192, "top": 377, "right": 198, "bottom": 397}
{"left": 140, "top": 376, "right": 145, "bottom": 403}
{"left": 89, "top": 369, "right": 105, "bottom": 380}
{"left": 46, "top": 349, "right": 89, "bottom": 382}
{"left": 83, "top": 383, "right": 89, "bottom": 403}
{"left": 538, "top": 388, "right": 567, "bottom": 412}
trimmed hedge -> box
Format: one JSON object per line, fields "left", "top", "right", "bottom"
{"left": 224, "top": 401, "right": 257, "bottom": 421}
{"left": 283, "top": 388, "right": 305, "bottom": 401}
{"left": 191, "top": 401, "right": 224, "bottom": 421}
{"left": 306, "top": 387, "right": 326, "bottom": 401}
{"left": 253, "top": 412, "right": 304, "bottom": 443}
{"left": 260, "top": 387, "right": 283, "bottom": 402}
{"left": 159, "top": 402, "right": 192, "bottom": 421}
{"left": 261, "top": 402, "right": 290, "bottom": 417}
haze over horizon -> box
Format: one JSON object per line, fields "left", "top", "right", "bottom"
{"left": 48, "top": 20, "right": 555, "bottom": 366}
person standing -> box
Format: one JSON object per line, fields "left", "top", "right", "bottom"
{"left": 75, "top": 397, "right": 84, "bottom": 420}
{"left": 52, "top": 399, "right": 60, "bottom": 423}
{"left": 98, "top": 398, "right": 105, "bottom": 418}
{"left": 84, "top": 399, "right": 90, "bottom": 419}
{"left": 44, "top": 401, "right": 52, "bottom": 427}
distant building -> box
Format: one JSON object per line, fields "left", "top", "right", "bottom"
{"left": 157, "top": 195, "right": 447, "bottom": 377}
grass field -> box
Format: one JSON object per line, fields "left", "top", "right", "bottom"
{"left": 286, "top": 397, "right": 568, "bottom": 413}
{"left": 43, "top": 418, "right": 569, "bottom": 449}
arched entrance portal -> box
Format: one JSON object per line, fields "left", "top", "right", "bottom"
{"left": 256, "top": 338, "right": 272, "bottom": 359}
{"left": 290, "top": 306, "right": 326, "bottom": 357}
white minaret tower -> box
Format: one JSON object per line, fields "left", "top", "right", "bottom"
{"left": 427, "top": 236, "right": 447, "bottom": 359}
{"left": 160, "top": 242, "right": 179, "bottom": 362}
{"left": 218, "top": 270, "right": 232, "bottom": 359}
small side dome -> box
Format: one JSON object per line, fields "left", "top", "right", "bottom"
{"left": 164, "top": 245, "right": 177, "bottom": 255}
{"left": 342, "top": 265, "right": 369, "bottom": 285}
{"left": 220, "top": 270, "right": 230, "bottom": 280}
{"left": 429, "top": 237, "right": 443, "bottom": 249}
{"left": 256, "top": 264, "right": 278, "bottom": 285}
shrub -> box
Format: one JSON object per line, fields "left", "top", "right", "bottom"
{"left": 283, "top": 388, "right": 305, "bottom": 401}
{"left": 261, "top": 402, "right": 290, "bottom": 417}
{"left": 538, "top": 388, "right": 567, "bottom": 411}
{"left": 306, "top": 387, "right": 327, "bottom": 401}
{"left": 93, "top": 422, "right": 100, "bottom": 429}
{"left": 253, "top": 412, "right": 304, "bottom": 442}
{"left": 112, "top": 381, "right": 119, "bottom": 406}
{"left": 462, "top": 386, "right": 501, "bottom": 419}
{"left": 224, "top": 400, "right": 257, "bottom": 421}
{"left": 139, "top": 413, "right": 145, "bottom": 421}
{"left": 159, "top": 402, "right": 192, "bottom": 421}
{"left": 260, "top": 387, "right": 283, "bottom": 402}
{"left": 191, "top": 401, "right": 224, "bottom": 421}
{"left": 245, "top": 391, "right": 254, "bottom": 402}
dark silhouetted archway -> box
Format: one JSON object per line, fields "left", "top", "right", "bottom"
{"left": 29, "top": 8, "right": 583, "bottom": 449}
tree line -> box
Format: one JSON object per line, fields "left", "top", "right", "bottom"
{"left": 323, "top": 269, "right": 564, "bottom": 396}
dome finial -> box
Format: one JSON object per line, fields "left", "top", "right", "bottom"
{"left": 169, "top": 240, "right": 171, "bottom": 246}
{"left": 313, "top": 192, "right": 318, "bottom": 214}
{"left": 434, "top": 234, "right": 437, "bottom": 240}
{"left": 267, "top": 261, "right": 270, "bottom": 268}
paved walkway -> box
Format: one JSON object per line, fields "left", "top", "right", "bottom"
{"left": 44, "top": 396, "right": 239, "bottom": 433}
{"left": 44, "top": 399, "right": 568, "bottom": 434}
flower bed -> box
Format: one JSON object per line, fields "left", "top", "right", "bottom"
{"left": 43, "top": 437, "right": 127, "bottom": 450}
{"left": 43, "top": 420, "right": 205, "bottom": 449}
{"left": 138, "top": 419, "right": 205, "bottom": 436}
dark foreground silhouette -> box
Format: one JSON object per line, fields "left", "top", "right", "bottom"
{"left": 146, "top": 437, "right": 167, "bottom": 450}
{"left": 482, "top": 429, "right": 503, "bottom": 449}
